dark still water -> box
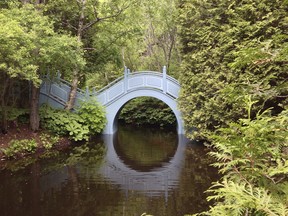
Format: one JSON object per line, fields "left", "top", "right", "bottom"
{"left": 0, "top": 126, "right": 219, "bottom": 216}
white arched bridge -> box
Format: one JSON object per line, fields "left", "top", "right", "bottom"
{"left": 39, "top": 67, "right": 185, "bottom": 134}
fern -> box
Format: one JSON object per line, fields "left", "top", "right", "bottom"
{"left": 195, "top": 103, "right": 288, "bottom": 215}
{"left": 200, "top": 179, "right": 288, "bottom": 216}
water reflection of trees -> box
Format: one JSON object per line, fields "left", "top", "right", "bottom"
{"left": 0, "top": 135, "right": 220, "bottom": 216}
{"left": 115, "top": 126, "right": 178, "bottom": 171}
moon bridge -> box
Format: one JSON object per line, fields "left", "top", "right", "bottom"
{"left": 39, "top": 67, "right": 185, "bottom": 134}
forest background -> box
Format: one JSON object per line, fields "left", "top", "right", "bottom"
{"left": 0, "top": 0, "right": 287, "bottom": 215}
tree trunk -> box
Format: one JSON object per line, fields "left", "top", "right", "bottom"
{"left": 0, "top": 74, "right": 9, "bottom": 134}
{"left": 30, "top": 84, "right": 40, "bottom": 132}
{"left": 65, "top": 0, "right": 86, "bottom": 110}
{"left": 65, "top": 73, "right": 79, "bottom": 110}
{"left": 1, "top": 107, "right": 8, "bottom": 134}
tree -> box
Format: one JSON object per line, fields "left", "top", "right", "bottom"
{"left": 196, "top": 99, "right": 288, "bottom": 216}
{"left": 177, "top": 1, "right": 288, "bottom": 215}
{"left": 43, "top": 0, "right": 134, "bottom": 110}
{"left": 0, "top": 3, "right": 85, "bottom": 132}
{"left": 178, "top": 0, "right": 288, "bottom": 140}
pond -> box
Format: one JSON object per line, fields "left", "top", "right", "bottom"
{"left": 0, "top": 125, "right": 219, "bottom": 216}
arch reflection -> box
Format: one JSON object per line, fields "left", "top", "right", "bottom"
{"left": 99, "top": 126, "right": 189, "bottom": 195}
{"left": 114, "top": 126, "right": 178, "bottom": 172}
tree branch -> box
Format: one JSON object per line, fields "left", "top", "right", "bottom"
{"left": 81, "top": 3, "right": 130, "bottom": 32}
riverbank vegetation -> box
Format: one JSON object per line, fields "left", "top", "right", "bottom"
{"left": 1, "top": 0, "right": 180, "bottom": 160}
{"left": 179, "top": 0, "right": 288, "bottom": 215}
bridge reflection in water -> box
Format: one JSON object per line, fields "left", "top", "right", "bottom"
{"left": 99, "top": 127, "right": 189, "bottom": 198}
{"left": 0, "top": 125, "right": 219, "bottom": 215}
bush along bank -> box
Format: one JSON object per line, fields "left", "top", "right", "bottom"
{"left": 0, "top": 98, "right": 106, "bottom": 161}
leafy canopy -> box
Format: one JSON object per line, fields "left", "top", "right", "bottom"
{"left": 0, "top": 4, "right": 85, "bottom": 85}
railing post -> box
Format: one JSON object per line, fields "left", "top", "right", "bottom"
{"left": 163, "top": 66, "right": 167, "bottom": 93}
{"left": 86, "top": 86, "right": 90, "bottom": 98}
{"left": 124, "top": 66, "right": 128, "bottom": 93}
{"left": 57, "top": 70, "right": 61, "bottom": 80}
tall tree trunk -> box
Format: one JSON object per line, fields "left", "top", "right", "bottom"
{"left": 65, "top": 0, "right": 86, "bottom": 110}
{"left": 1, "top": 105, "right": 8, "bottom": 134}
{"left": 65, "top": 71, "right": 79, "bottom": 110}
{"left": 0, "top": 74, "right": 9, "bottom": 134}
{"left": 30, "top": 84, "right": 40, "bottom": 132}
{"left": 21, "top": 0, "right": 42, "bottom": 132}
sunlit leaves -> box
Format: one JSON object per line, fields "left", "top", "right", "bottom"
{"left": 198, "top": 102, "right": 288, "bottom": 215}
{"left": 200, "top": 179, "right": 288, "bottom": 216}
{"left": 0, "top": 4, "right": 85, "bottom": 85}
{"left": 0, "top": 12, "right": 39, "bottom": 84}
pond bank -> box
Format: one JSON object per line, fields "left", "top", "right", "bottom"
{"left": 0, "top": 123, "right": 72, "bottom": 166}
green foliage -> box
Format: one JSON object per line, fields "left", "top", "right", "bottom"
{"left": 43, "top": 0, "right": 181, "bottom": 88}
{"left": 77, "top": 98, "right": 107, "bottom": 134}
{"left": 196, "top": 179, "right": 288, "bottom": 216}
{"left": 195, "top": 101, "right": 288, "bottom": 215}
{"left": 39, "top": 133, "right": 60, "bottom": 150}
{"left": 0, "top": 3, "right": 86, "bottom": 132}
{"left": 179, "top": 1, "right": 288, "bottom": 214}
{"left": 6, "top": 108, "right": 28, "bottom": 122}
{"left": 118, "top": 97, "right": 176, "bottom": 127}
{"left": 40, "top": 100, "right": 106, "bottom": 141}
{"left": 39, "top": 105, "right": 90, "bottom": 141}
{"left": 1, "top": 139, "right": 37, "bottom": 158}
{"left": 178, "top": 0, "right": 288, "bottom": 140}
{"left": 0, "top": 107, "right": 29, "bottom": 122}
{"left": 0, "top": 4, "right": 85, "bottom": 85}
{"left": 0, "top": 9, "right": 39, "bottom": 85}
{"left": 210, "top": 97, "right": 288, "bottom": 179}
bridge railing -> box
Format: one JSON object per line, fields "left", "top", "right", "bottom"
{"left": 40, "top": 66, "right": 180, "bottom": 108}
{"left": 92, "top": 67, "right": 180, "bottom": 106}
{"left": 40, "top": 73, "right": 87, "bottom": 107}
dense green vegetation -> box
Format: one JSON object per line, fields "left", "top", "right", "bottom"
{"left": 179, "top": 0, "right": 288, "bottom": 215}
{"left": 0, "top": 0, "right": 180, "bottom": 136}
{"left": 40, "top": 99, "right": 106, "bottom": 141}
{"left": 119, "top": 97, "right": 176, "bottom": 128}
{"left": 0, "top": 2, "right": 85, "bottom": 133}
{"left": 179, "top": 0, "right": 288, "bottom": 140}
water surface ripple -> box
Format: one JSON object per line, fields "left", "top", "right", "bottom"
{"left": 0, "top": 125, "right": 219, "bottom": 216}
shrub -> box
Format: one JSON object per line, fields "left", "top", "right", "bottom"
{"left": 118, "top": 97, "right": 176, "bottom": 127}
{"left": 77, "top": 98, "right": 106, "bottom": 134}
{"left": 178, "top": 0, "right": 288, "bottom": 140}
{"left": 1, "top": 139, "right": 37, "bottom": 158}
{"left": 39, "top": 99, "right": 106, "bottom": 141}
{"left": 195, "top": 99, "right": 288, "bottom": 215}
{"left": 39, "top": 133, "right": 60, "bottom": 150}
{"left": 40, "top": 105, "right": 90, "bottom": 141}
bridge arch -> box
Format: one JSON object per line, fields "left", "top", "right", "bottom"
{"left": 104, "top": 89, "right": 184, "bottom": 134}
{"left": 39, "top": 67, "right": 185, "bottom": 135}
